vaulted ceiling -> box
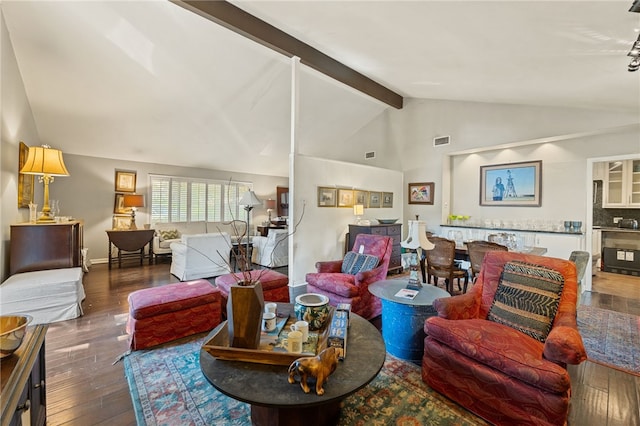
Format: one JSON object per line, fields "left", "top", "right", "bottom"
{"left": 2, "top": 1, "right": 639, "bottom": 177}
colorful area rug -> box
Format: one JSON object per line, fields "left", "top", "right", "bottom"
{"left": 124, "top": 336, "right": 488, "bottom": 426}
{"left": 577, "top": 305, "right": 640, "bottom": 376}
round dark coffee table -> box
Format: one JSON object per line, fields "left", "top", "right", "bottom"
{"left": 369, "top": 279, "right": 450, "bottom": 362}
{"left": 200, "top": 309, "right": 385, "bottom": 426}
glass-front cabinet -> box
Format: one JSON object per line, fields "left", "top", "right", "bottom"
{"left": 604, "top": 159, "right": 640, "bottom": 208}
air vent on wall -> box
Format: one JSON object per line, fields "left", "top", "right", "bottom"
{"left": 433, "top": 136, "right": 450, "bottom": 147}
{"left": 365, "top": 151, "right": 376, "bottom": 159}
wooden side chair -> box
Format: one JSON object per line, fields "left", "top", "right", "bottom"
{"left": 466, "top": 240, "right": 509, "bottom": 284}
{"left": 424, "top": 236, "right": 468, "bottom": 294}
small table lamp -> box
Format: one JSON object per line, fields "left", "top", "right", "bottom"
{"left": 123, "top": 194, "right": 145, "bottom": 230}
{"left": 353, "top": 204, "right": 365, "bottom": 224}
{"left": 264, "top": 199, "right": 277, "bottom": 224}
{"left": 401, "top": 220, "right": 435, "bottom": 288}
{"left": 19, "top": 145, "right": 70, "bottom": 223}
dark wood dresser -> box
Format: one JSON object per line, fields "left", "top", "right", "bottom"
{"left": 348, "top": 223, "right": 403, "bottom": 274}
{"left": 10, "top": 221, "right": 83, "bottom": 275}
{"left": 0, "top": 324, "right": 48, "bottom": 426}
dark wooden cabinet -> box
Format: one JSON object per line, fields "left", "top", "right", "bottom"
{"left": 10, "top": 222, "right": 83, "bottom": 275}
{"left": 1, "top": 324, "right": 48, "bottom": 426}
{"left": 348, "top": 224, "right": 403, "bottom": 274}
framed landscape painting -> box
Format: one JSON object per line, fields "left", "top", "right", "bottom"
{"left": 408, "top": 182, "right": 434, "bottom": 205}
{"left": 317, "top": 187, "right": 337, "bottom": 207}
{"left": 480, "top": 160, "right": 542, "bottom": 207}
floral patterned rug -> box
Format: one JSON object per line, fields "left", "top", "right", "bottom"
{"left": 123, "top": 335, "right": 487, "bottom": 426}
{"left": 577, "top": 305, "right": 640, "bottom": 376}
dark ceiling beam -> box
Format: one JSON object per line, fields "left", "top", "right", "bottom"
{"left": 171, "top": 0, "right": 404, "bottom": 109}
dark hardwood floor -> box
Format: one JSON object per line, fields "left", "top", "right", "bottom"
{"left": 44, "top": 263, "right": 640, "bottom": 425}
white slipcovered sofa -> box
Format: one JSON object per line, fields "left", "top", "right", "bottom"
{"left": 251, "top": 229, "right": 289, "bottom": 268}
{"left": 170, "top": 232, "right": 232, "bottom": 280}
{"left": 152, "top": 220, "right": 248, "bottom": 258}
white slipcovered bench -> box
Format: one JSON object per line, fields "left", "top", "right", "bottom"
{"left": 0, "top": 267, "right": 85, "bottom": 324}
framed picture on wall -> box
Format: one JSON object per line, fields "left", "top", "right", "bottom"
{"left": 337, "top": 189, "right": 354, "bottom": 207}
{"left": 115, "top": 170, "right": 137, "bottom": 193}
{"left": 18, "top": 141, "right": 34, "bottom": 208}
{"left": 317, "top": 187, "right": 337, "bottom": 207}
{"left": 354, "top": 190, "right": 368, "bottom": 207}
{"left": 112, "top": 214, "right": 131, "bottom": 230}
{"left": 368, "top": 191, "right": 381, "bottom": 208}
{"left": 382, "top": 192, "right": 393, "bottom": 208}
{"left": 408, "top": 182, "right": 434, "bottom": 205}
{"left": 480, "top": 160, "right": 542, "bottom": 206}
{"left": 114, "top": 193, "right": 133, "bottom": 214}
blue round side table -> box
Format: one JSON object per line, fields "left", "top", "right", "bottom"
{"left": 369, "top": 280, "right": 450, "bottom": 362}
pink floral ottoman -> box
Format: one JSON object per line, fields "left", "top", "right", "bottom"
{"left": 215, "top": 269, "right": 290, "bottom": 310}
{"left": 126, "top": 279, "right": 221, "bottom": 350}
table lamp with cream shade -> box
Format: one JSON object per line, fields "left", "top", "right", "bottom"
{"left": 264, "top": 199, "right": 276, "bottom": 224}
{"left": 401, "top": 220, "right": 435, "bottom": 288}
{"left": 123, "top": 194, "right": 145, "bottom": 230}
{"left": 19, "top": 145, "right": 69, "bottom": 223}
{"left": 353, "top": 204, "right": 365, "bottom": 224}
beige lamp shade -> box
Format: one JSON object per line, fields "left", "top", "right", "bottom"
{"left": 353, "top": 204, "right": 365, "bottom": 216}
{"left": 123, "top": 194, "right": 145, "bottom": 208}
{"left": 239, "top": 190, "right": 262, "bottom": 207}
{"left": 401, "top": 220, "right": 435, "bottom": 250}
{"left": 19, "top": 145, "right": 69, "bottom": 222}
{"left": 19, "top": 145, "right": 69, "bottom": 176}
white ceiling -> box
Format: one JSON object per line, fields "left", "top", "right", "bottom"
{"left": 2, "top": 1, "right": 639, "bottom": 177}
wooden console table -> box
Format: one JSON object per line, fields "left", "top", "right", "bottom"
{"left": 1, "top": 324, "right": 48, "bottom": 426}
{"left": 106, "top": 229, "right": 155, "bottom": 269}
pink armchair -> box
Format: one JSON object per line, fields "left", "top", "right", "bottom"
{"left": 422, "top": 251, "right": 587, "bottom": 426}
{"left": 306, "top": 234, "right": 392, "bottom": 320}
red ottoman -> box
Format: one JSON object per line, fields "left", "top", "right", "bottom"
{"left": 215, "top": 270, "right": 289, "bottom": 309}
{"left": 126, "top": 279, "right": 221, "bottom": 350}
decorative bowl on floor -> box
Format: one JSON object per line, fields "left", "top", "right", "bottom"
{"left": 377, "top": 219, "right": 398, "bottom": 224}
{"left": 0, "top": 315, "right": 32, "bottom": 358}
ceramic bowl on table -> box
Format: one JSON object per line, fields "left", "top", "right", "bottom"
{"left": 376, "top": 219, "right": 398, "bottom": 224}
{"left": 0, "top": 315, "right": 32, "bottom": 358}
{"left": 294, "top": 293, "right": 330, "bottom": 330}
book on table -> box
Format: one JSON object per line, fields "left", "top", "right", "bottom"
{"left": 394, "top": 288, "right": 419, "bottom": 300}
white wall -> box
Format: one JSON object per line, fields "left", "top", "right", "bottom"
{"left": 0, "top": 11, "right": 42, "bottom": 279}
{"left": 290, "top": 154, "right": 403, "bottom": 287}
{"left": 347, "top": 98, "right": 640, "bottom": 234}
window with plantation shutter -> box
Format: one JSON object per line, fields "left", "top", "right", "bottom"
{"left": 149, "top": 175, "right": 251, "bottom": 224}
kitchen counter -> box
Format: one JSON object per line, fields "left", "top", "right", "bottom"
{"left": 443, "top": 224, "right": 583, "bottom": 235}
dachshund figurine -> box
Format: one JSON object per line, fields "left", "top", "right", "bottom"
{"left": 287, "top": 347, "right": 340, "bottom": 395}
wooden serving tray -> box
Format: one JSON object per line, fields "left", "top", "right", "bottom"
{"left": 202, "top": 314, "right": 331, "bottom": 366}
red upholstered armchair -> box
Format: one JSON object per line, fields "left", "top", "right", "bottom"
{"left": 306, "top": 234, "right": 392, "bottom": 320}
{"left": 422, "top": 251, "right": 586, "bottom": 426}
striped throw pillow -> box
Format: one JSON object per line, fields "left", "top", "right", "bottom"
{"left": 158, "top": 229, "right": 179, "bottom": 241}
{"left": 487, "top": 261, "right": 565, "bottom": 342}
{"left": 341, "top": 252, "right": 379, "bottom": 275}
